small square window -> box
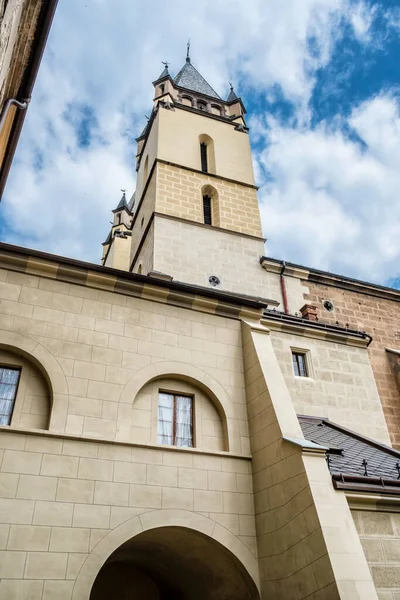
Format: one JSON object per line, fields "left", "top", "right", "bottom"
{"left": 0, "top": 366, "right": 21, "bottom": 425}
{"left": 292, "top": 351, "right": 308, "bottom": 377}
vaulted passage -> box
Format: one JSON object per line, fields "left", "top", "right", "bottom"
{"left": 90, "top": 526, "right": 260, "bottom": 600}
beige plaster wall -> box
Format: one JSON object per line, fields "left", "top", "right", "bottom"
{"left": 270, "top": 331, "right": 391, "bottom": 444}
{"left": 242, "top": 320, "right": 378, "bottom": 599}
{"left": 0, "top": 350, "right": 50, "bottom": 429}
{"left": 153, "top": 215, "right": 279, "bottom": 299}
{"left": 133, "top": 377, "right": 225, "bottom": 451}
{"left": 130, "top": 166, "right": 157, "bottom": 269}
{"left": 135, "top": 110, "right": 160, "bottom": 200}
{"left": 157, "top": 107, "right": 255, "bottom": 186}
{"left": 353, "top": 509, "right": 400, "bottom": 599}
{"left": 0, "top": 268, "right": 248, "bottom": 454}
{"left": 0, "top": 430, "right": 256, "bottom": 599}
{"left": 132, "top": 219, "right": 154, "bottom": 275}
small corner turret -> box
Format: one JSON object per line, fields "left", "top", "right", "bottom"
{"left": 101, "top": 190, "right": 133, "bottom": 271}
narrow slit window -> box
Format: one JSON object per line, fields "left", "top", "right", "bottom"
{"left": 292, "top": 352, "right": 308, "bottom": 377}
{"left": 158, "top": 392, "right": 193, "bottom": 447}
{"left": 203, "top": 195, "right": 212, "bottom": 225}
{"left": 200, "top": 142, "right": 208, "bottom": 172}
{"left": 0, "top": 367, "right": 21, "bottom": 425}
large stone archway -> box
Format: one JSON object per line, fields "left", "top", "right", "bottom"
{"left": 72, "top": 510, "right": 260, "bottom": 600}
{"left": 89, "top": 525, "right": 260, "bottom": 600}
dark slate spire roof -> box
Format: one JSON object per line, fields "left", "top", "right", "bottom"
{"left": 300, "top": 416, "right": 400, "bottom": 480}
{"left": 157, "top": 63, "right": 169, "bottom": 80}
{"left": 114, "top": 192, "right": 128, "bottom": 211}
{"left": 174, "top": 57, "right": 220, "bottom": 99}
{"left": 227, "top": 84, "right": 238, "bottom": 102}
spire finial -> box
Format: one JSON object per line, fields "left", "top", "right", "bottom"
{"left": 161, "top": 61, "right": 169, "bottom": 72}
{"left": 186, "top": 39, "right": 191, "bottom": 63}
{"left": 229, "top": 81, "right": 234, "bottom": 90}
{"left": 121, "top": 188, "right": 126, "bottom": 196}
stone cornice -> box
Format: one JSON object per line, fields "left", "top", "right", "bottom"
{"left": 261, "top": 256, "right": 400, "bottom": 302}
{"left": 261, "top": 312, "right": 370, "bottom": 348}
{"left": 0, "top": 242, "right": 274, "bottom": 321}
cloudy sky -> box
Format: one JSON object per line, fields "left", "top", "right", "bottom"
{"left": 1, "top": 0, "right": 400, "bottom": 287}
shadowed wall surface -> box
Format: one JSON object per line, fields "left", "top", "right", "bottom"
{"left": 90, "top": 526, "right": 260, "bottom": 600}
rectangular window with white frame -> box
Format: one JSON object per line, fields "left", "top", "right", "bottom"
{"left": 158, "top": 391, "right": 193, "bottom": 447}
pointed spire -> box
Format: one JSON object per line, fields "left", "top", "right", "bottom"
{"left": 174, "top": 53, "right": 221, "bottom": 99}
{"left": 227, "top": 82, "right": 238, "bottom": 102}
{"left": 158, "top": 61, "right": 170, "bottom": 80}
{"left": 114, "top": 190, "right": 128, "bottom": 211}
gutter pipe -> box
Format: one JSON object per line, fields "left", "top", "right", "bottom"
{"left": 0, "top": 98, "right": 30, "bottom": 132}
{"left": 280, "top": 260, "right": 289, "bottom": 314}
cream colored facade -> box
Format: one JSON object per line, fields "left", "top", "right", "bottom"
{"left": 0, "top": 57, "right": 397, "bottom": 599}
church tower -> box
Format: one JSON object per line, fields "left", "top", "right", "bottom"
{"left": 102, "top": 51, "right": 269, "bottom": 297}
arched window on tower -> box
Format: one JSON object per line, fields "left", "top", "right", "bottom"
{"left": 200, "top": 143, "right": 208, "bottom": 173}
{"left": 203, "top": 195, "right": 212, "bottom": 225}
{"left": 198, "top": 135, "right": 216, "bottom": 174}
{"left": 159, "top": 84, "right": 165, "bottom": 95}
{"left": 202, "top": 185, "right": 219, "bottom": 227}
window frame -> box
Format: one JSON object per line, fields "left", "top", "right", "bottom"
{"left": 0, "top": 365, "right": 22, "bottom": 426}
{"left": 291, "top": 349, "right": 311, "bottom": 378}
{"left": 157, "top": 389, "right": 194, "bottom": 448}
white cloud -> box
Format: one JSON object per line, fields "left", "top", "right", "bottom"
{"left": 1, "top": 0, "right": 396, "bottom": 285}
{"left": 349, "top": 1, "right": 377, "bottom": 42}
{"left": 257, "top": 93, "right": 400, "bottom": 283}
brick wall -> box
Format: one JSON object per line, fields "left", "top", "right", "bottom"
{"left": 304, "top": 282, "right": 400, "bottom": 446}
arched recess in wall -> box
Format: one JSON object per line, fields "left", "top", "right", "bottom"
{"left": 0, "top": 330, "right": 69, "bottom": 432}
{"left": 201, "top": 184, "right": 220, "bottom": 227}
{"left": 72, "top": 511, "right": 260, "bottom": 600}
{"left": 198, "top": 134, "right": 216, "bottom": 174}
{"left": 181, "top": 95, "right": 193, "bottom": 107}
{"left": 118, "top": 362, "right": 241, "bottom": 453}
{"left": 211, "top": 104, "right": 222, "bottom": 116}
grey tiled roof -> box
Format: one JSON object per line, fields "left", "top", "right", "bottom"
{"left": 174, "top": 59, "right": 220, "bottom": 99}
{"left": 299, "top": 416, "right": 400, "bottom": 480}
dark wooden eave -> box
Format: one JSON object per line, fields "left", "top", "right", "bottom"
{"left": 0, "top": 0, "right": 59, "bottom": 201}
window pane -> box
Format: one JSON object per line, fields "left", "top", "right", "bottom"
{"left": 298, "top": 354, "right": 307, "bottom": 377}
{"left": 158, "top": 393, "right": 174, "bottom": 445}
{"left": 203, "top": 195, "right": 212, "bottom": 225}
{"left": 175, "top": 395, "right": 193, "bottom": 448}
{"left": 292, "top": 354, "right": 300, "bottom": 376}
{"left": 200, "top": 143, "right": 208, "bottom": 172}
{"left": 0, "top": 367, "right": 20, "bottom": 426}
{"left": 292, "top": 352, "right": 307, "bottom": 377}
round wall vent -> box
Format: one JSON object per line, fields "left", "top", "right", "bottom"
{"left": 208, "top": 275, "right": 221, "bottom": 287}
{"left": 323, "top": 300, "right": 334, "bottom": 312}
